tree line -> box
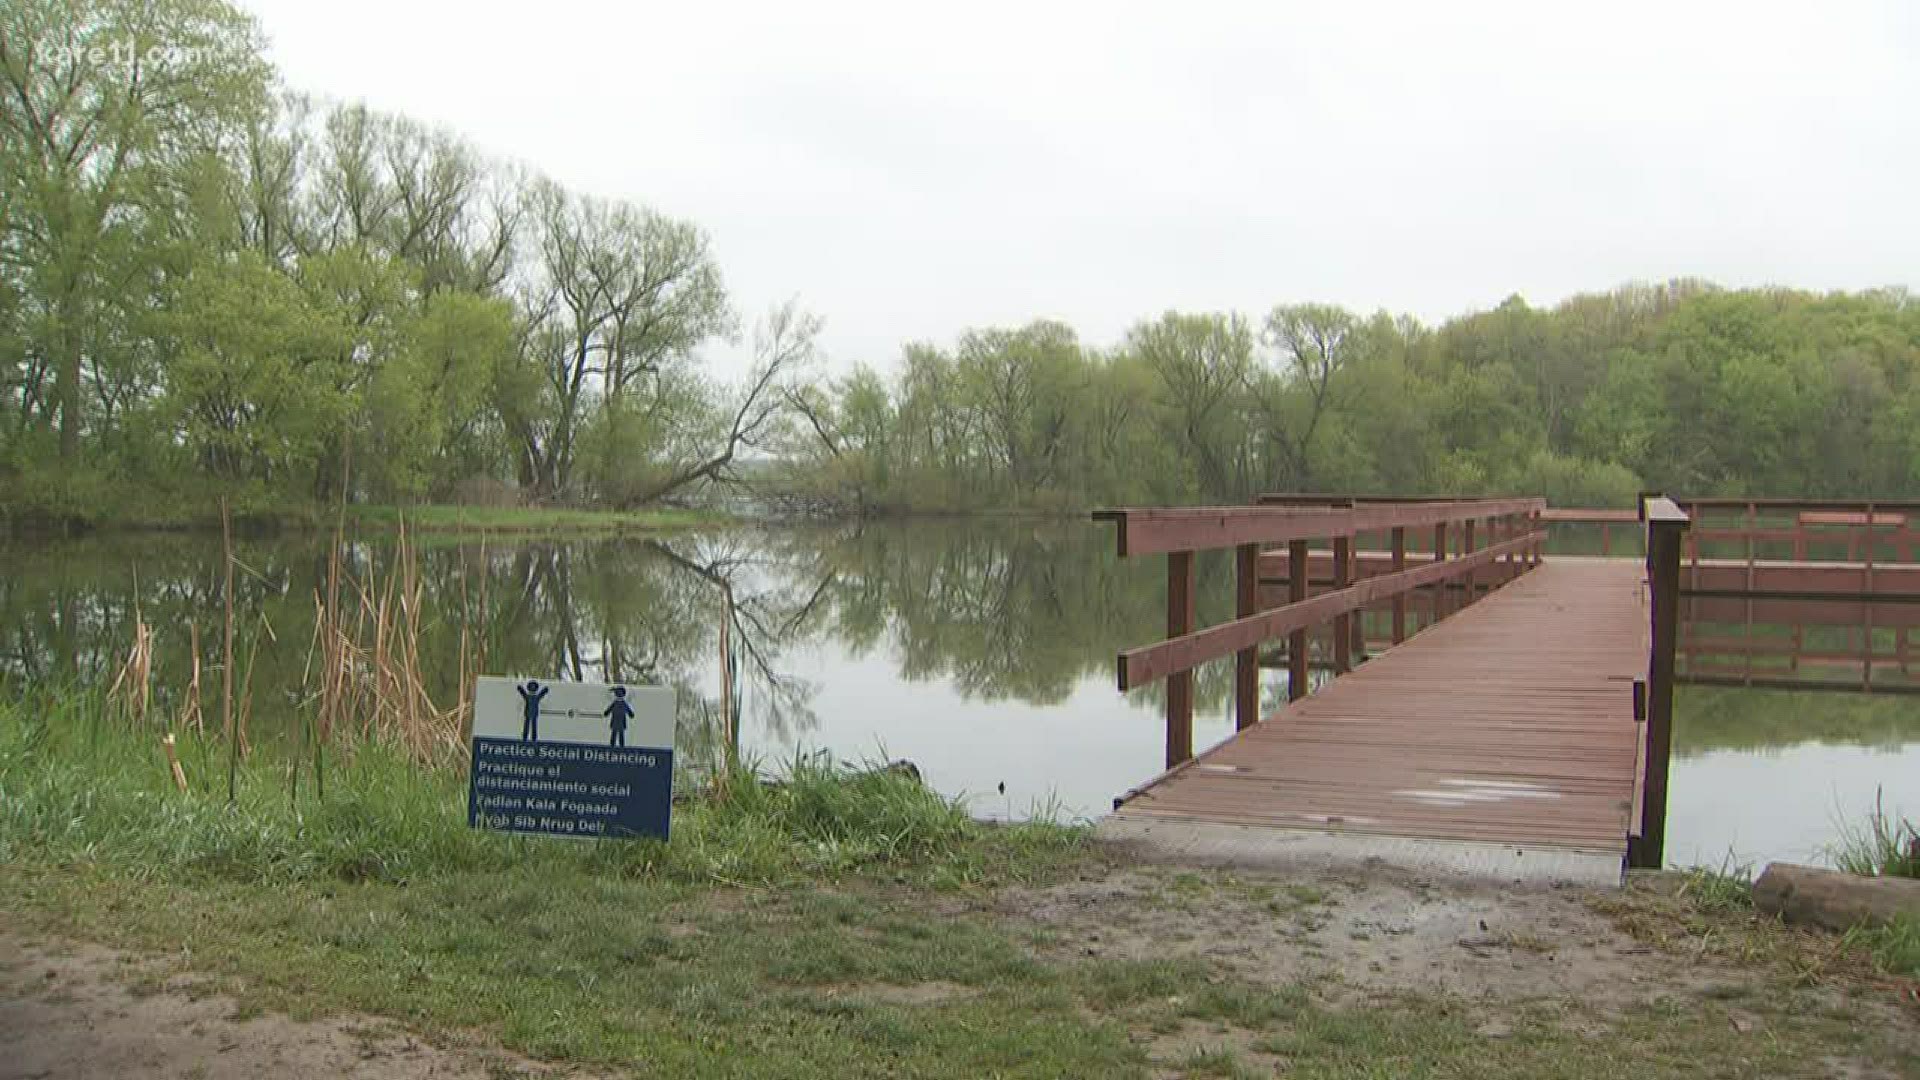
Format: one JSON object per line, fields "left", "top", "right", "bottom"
{"left": 7, "top": 0, "right": 1919, "bottom": 528}
{"left": 771, "top": 285, "right": 1920, "bottom": 513}
{"left": 2, "top": 0, "right": 820, "bottom": 526}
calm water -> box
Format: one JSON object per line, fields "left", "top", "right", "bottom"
{"left": 4, "top": 520, "right": 1915, "bottom": 871}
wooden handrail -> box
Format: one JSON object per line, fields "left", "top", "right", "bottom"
{"left": 1097, "top": 495, "right": 1547, "bottom": 767}
{"left": 1117, "top": 530, "right": 1539, "bottom": 689}
{"left": 1094, "top": 497, "right": 1543, "bottom": 557}
{"left": 1541, "top": 507, "right": 1639, "bottom": 523}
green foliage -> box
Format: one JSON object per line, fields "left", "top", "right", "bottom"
{"left": 1828, "top": 789, "right": 1919, "bottom": 880}
{"left": 0, "top": 690, "right": 1088, "bottom": 890}
{"left": 768, "top": 282, "right": 1920, "bottom": 515}
{"left": 1842, "top": 915, "right": 1920, "bottom": 977}
{"left": 6, "top": 0, "right": 1920, "bottom": 525}
{"left": 0, "top": 0, "right": 744, "bottom": 525}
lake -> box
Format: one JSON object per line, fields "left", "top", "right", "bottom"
{"left": 4, "top": 518, "right": 1915, "bottom": 872}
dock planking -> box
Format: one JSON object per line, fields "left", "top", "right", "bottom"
{"left": 1104, "top": 558, "right": 1649, "bottom": 878}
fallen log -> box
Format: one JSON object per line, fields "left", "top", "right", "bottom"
{"left": 1752, "top": 862, "right": 1920, "bottom": 933}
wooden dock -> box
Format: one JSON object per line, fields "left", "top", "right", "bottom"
{"left": 1098, "top": 557, "right": 1650, "bottom": 884}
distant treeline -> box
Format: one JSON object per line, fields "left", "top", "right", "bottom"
{"left": 768, "top": 286, "right": 1920, "bottom": 514}
{"left": 6, "top": 1, "right": 1918, "bottom": 527}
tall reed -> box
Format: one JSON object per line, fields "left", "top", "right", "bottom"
{"left": 306, "top": 514, "right": 473, "bottom": 768}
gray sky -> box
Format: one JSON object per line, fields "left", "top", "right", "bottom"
{"left": 245, "top": 0, "right": 1919, "bottom": 375}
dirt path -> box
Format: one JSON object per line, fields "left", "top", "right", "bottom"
{"left": 998, "top": 862, "right": 1702, "bottom": 1008}
{"left": 993, "top": 858, "right": 1920, "bottom": 1075}
{"left": 0, "top": 935, "right": 530, "bottom": 1080}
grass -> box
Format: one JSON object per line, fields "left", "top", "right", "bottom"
{"left": 4, "top": 492, "right": 730, "bottom": 536}
{"left": 1830, "top": 788, "right": 1920, "bottom": 880}
{"left": 4, "top": 692, "right": 1917, "bottom": 1076}
{"left": 344, "top": 504, "right": 729, "bottom": 534}
{"left": 0, "top": 689, "right": 1086, "bottom": 892}
{"left": 1595, "top": 865, "right": 1920, "bottom": 982}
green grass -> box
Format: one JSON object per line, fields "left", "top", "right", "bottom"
{"left": 1672, "top": 860, "right": 1756, "bottom": 912}
{"left": 1828, "top": 788, "right": 1920, "bottom": 880}
{"left": 344, "top": 504, "right": 729, "bottom": 534}
{"left": 1843, "top": 916, "right": 1920, "bottom": 978}
{"left": 4, "top": 692, "right": 1916, "bottom": 1077}
{"left": 0, "top": 689, "right": 1085, "bottom": 892}
{"left": 3, "top": 490, "right": 730, "bottom": 535}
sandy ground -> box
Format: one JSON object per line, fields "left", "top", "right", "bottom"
{"left": 997, "top": 860, "right": 1706, "bottom": 1009}
{"left": 0, "top": 935, "right": 536, "bottom": 1080}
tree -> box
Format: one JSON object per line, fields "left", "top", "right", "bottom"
{"left": 1127, "top": 312, "right": 1255, "bottom": 500}
{"left": 0, "top": 0, "right": 271, "bottom": 459}
{"left": 1261, "top": 303, "right": 1358, "bottom": 488}
{"left": 622, "top": 299, "right": 820, "bottom": 506}
{"left": 506, "top": 180, "right": 732, "bottom": 497}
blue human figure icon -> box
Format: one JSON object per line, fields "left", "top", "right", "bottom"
{"left": 604, "top": 685, "right": 634, "bottom": 748}
{"left": 516, "top": 679, "right": 549, "bottom": 742}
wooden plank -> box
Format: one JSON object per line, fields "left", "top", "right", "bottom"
{"left": 1113, "top": 559, "right": 1649, "bottom": 857}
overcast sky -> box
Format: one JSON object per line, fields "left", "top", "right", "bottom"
{"left": 244, "top": 0, "right": 1919, "bottom": 375}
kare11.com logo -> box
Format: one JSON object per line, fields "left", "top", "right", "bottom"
{"left": 39, "top": 37, "right": 214, "bottom": 72}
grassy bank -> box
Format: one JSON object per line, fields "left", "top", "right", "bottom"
{"left": 343, "top": 504, "right": 731, "bottom": 534}
{"left": 4, "top": 693, "right": 1917, "bottom": 1076}
{"left": 3, "top": 496, "right": 733, "bottom": 536}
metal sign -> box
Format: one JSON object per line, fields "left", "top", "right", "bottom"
{"left": 466, "top": 676, "right": 676, "bottom": 839}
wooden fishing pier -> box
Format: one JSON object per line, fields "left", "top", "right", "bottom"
{"left": 1095, "top": 494, "right": 1920, "bottom": 883}
{"left": 1090, "top": 494, "right": 1704, "bottom": 885}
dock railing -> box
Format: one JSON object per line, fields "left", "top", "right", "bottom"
{"left": 1548, "top": 497, "right": 1920, "bottom": 568}
{"left": 1630, "top": 494, "right": 1690, "bottom": 870}
{"left": 1095, "top": 497, "right": 1546, "bottom": 769}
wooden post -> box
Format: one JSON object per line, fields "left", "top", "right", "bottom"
{"left": 1166, "top": 551, "right": 1196, "bottom": 767}
{"left": 1390, "top": 526, "right": 1407, "bottom": 644}
{"left": 1629, "top": 499, "right": 1688, "bottom": 870}
{"left": 1493, "top": 514, "right": 1508, "bottom": 583}
{"left": 1865, "top": 502, "right": 1877, "bottom": 693}
{"left": 1288, "top": 539, "right": 1310, "bottom": 701}
{"left": 1234, "top": 542, "right": 1260, "bottom": 730}
{"left": 1432, "top": 522, "right": 1449, "bottom": 619}
{"left": 1349, "top": 532, "right": 1366, "bottom": 661}
{"left": 1332, "top": 535, "right": 1353, "bottom": 674}
{"left": 1485, "top": 515, "right": 1499, "bottom": 586}
{"left": 1463, "top": 519, "right": 1478, "bottom": 607}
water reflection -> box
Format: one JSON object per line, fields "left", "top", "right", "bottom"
{"left": 2, "top": 525, "right": 1915, "bottom": 865}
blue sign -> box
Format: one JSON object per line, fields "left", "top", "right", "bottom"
{"left": 467, "top": 676, "right": 676, "bottom": 840}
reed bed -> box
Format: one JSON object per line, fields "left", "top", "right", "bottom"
{"left": 308, "top": 517, "right": 478, "bottom": 768}
{"left": 95, "top": 511, "right": 480, "bottom": 811}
